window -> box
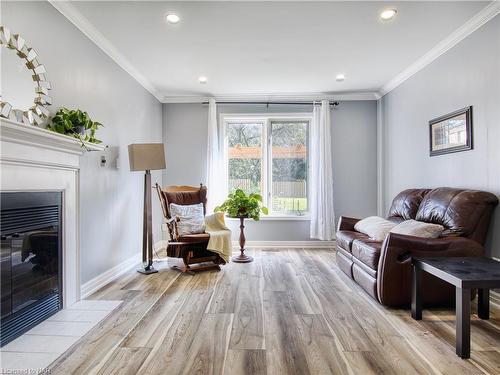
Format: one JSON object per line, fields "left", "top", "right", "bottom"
{"left": 224, "top": 114, "right": 310, "bottom": 216}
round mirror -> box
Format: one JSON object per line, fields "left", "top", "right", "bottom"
{"left": 0, "top": 26, "right": 52, "bottom": 126}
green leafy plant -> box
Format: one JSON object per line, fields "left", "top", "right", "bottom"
{"left": 215, "top": 189, "right": 269, "bottom": 221}
{"left": 47, "top": 108, "right": 103, "bottom": 147}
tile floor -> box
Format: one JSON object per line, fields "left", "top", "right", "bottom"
{"left": 0, "top": 299, "right": 122, "bottom": 372}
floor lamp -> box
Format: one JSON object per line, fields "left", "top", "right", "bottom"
{"left": 128, "top": 143, "right": 166, "bottom": 274}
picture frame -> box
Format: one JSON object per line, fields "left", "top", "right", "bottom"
{"left": 429, "top": 106, "right": 473, "bottom": 156}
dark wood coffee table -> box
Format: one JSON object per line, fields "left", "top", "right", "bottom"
{"left": 411, "top": 257, "right": 500, "bottom": 359}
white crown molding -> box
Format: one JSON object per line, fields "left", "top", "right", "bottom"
{"left": 379, "top": 1, "right": 500, "bottom": 97}
{"left": 162, "top": 91, "right": 380, "bottom": 103}
{"left": 48, "top": 0, "right": 163, "bottom": 102}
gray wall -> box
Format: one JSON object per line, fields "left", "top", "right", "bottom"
{"left": 163, "top": 101, "right": 377, "bottom": 241}
{"left": 2, "top": 2, "right": 163, "bottom": 283}
{"left": 380, "top": 15, "right": 500, "bottom": 256}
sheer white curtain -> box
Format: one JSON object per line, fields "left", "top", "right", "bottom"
{"left": 310, "top": 100, "right": 336, "bottom": 240}
{"left": 206, "top": 98, "right": 226, "bottom": 213}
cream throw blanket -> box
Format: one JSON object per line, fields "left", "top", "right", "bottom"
{"left": 205, "top": 212, "right": 232, "bottom": 263}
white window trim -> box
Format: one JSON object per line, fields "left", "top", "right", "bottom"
{"left": 220, "top": 112, "right": 312, "bottom": 219}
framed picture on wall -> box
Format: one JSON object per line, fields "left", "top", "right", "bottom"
{"left": 429, "top": 106, "right": 473, "bottom": 156}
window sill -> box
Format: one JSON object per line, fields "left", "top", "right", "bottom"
{"left": 225, "top": 215, "right": 310, "bottom": 221}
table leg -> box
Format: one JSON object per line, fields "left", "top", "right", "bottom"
{"left": 456, "top": 287, "right": 471, "bottom": 359}
{"left": 478, "top": 288, "right": 490, "bottom": 320}
{"left": 411, "top": 265, "right": 422, "bottom": 320}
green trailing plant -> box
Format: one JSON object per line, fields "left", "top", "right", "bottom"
{"left": 215, "top": 189, "right": 269, "bottom": 221}
{"left": 47, "top": 108, "right": 103, "bottom": 147}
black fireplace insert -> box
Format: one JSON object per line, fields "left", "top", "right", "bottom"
{"left": 1, "top": 191, "right": 63, "bottom": 346}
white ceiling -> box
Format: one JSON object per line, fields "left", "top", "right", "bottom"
{"left": 65, "top": 1, "right": 490, "bottom": 100}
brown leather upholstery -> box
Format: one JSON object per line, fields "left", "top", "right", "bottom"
{"left": 415, "top": 187, "right": 498, "bottom": 242}
{"left": 351, "top": 239, "right": 382, "bottom": 270}
{"left": 377, "top": 234, "right": 483, "bottom": 306}
{"left": 177, "top": 233, "right": 210, "bottom": 243}
{"left": 388, "top": 188, "right": 430, "bottom": 220}
{"left": 158, "top": 185, "right": 208, "bottom": 217}
{"left": 337, "top": 231, "right": 368, "bottom": 253}
{"left": 336, "top": 187, "right": 498, "bottom": 307}
{"left": 352, "top": 263, "right": 378, "bottom": 299}
{"left": 336, "top": 248, "right": 354, "bottom": 278}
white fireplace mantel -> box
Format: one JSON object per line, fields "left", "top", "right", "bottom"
{"left": 0, "top": 118, "right": 105, "bottom": 307}
{"left": 1, "top": 118, "right": 105, "bottom": 157}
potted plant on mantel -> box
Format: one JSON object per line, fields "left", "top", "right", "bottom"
{"left": 46, "top": 108, "right": 103, "bottom": 150}
{"left": 215, "top": 189, "right": 268, "bottom": 263}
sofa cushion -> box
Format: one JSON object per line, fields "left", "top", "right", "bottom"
{"left": 415, "top": 187, "right": 499, "bottom": 237}
{"left": 336, "top": 230, "right": 369, "bottom": 252}
{"left": 390, "top": 219, "right": 444, "bottom": 238}
{"left": 351, "top": 239, "right": 382, "bottom": 270}
{"left": 354, "top": 216, "right": 397, "bottom": 241}
{"left": 388, "top": 188, "right": 430, "bottom": 220}
{"left": 177, "top": 233, "right": 210, "bottom": 243}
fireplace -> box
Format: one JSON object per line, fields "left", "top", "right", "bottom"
{"left": 0, "top": 191, "right": 63, "bottom": 346}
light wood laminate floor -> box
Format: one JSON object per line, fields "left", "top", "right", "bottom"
{"left": 48, "top": 249, "right": 500, "bottom": 374}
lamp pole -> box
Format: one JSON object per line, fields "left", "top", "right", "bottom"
{"left": 138, "top": 169, "right": 157, "bottom": 274}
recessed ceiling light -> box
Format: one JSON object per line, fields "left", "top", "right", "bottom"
{"left": 380, "top": 9, "right": 397, "bottom": 21}
{"left": 165, "top": 14, "right": 180, "bottom": 24}
{"left": 336, "top": 74, "right": 345, "bottom": 82}
{"left": 199, "top": 76, "right": 208, "bottom": 84}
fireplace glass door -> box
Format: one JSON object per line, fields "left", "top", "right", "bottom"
{"left": 1, "top": 192, "right": 62, "bottom": 346}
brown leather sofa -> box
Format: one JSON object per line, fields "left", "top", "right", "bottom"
{"left": 336, "top": 187, "right": 498, "bottom": 307}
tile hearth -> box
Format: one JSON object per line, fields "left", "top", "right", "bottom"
{"left": 0, "top": 300, "right": 122, "bottom": 372}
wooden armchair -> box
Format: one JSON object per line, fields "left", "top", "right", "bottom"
{"left": 155, "top": 183, "right": 224, "bottom": 274}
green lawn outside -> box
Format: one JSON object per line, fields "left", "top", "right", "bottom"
{"left": 272, "top": 197, "right": 307, "bottom": 212}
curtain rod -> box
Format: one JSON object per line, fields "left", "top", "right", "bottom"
{"left": 201, "top": 101, "right": 340, "bottom": 106}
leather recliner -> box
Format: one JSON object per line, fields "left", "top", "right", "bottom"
{"left": 336, "top": 187, "right": 499, "bottom": 307}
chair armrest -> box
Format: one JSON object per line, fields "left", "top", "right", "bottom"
{"left": 337, "top": 216, "right": 361, "bottom": 232}
{"left": 382, "top": 233, "right": 483, "bottom": 257}
{"left": 377, "top": 233, "right": 483, "bottom": 306}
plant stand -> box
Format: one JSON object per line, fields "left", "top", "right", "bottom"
{"left": 232, "top": 216, "right": 253, "bottom": 263}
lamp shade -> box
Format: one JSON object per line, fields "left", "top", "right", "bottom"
{"left": 128, "top": 143, "right": 166, "bottom": 171}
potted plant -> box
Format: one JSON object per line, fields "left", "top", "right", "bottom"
{"left": 215, "top": 189, "right": 268, "bottom": 263}
{"left": 46, "top": 108, "right": 103, "bottom": 149}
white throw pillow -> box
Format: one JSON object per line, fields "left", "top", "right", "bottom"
{"left": 354, "top": 216, "right": 397, "bottom": 241}
{"left": 169, "top": 203, "right": 205, "bottom": 236}
{"left": 390, "top": 219, "right": 444, "bottom": 238}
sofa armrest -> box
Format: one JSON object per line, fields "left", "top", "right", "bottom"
{"left": 337, "top": 216, "right": 361, "bottom": 232}
{"left": 377, "top": 233, "right": 483, "bottom": 306}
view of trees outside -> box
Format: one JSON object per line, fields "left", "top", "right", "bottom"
{"left": 227, "top": 119, "right": 308, "bottom": 214}
{"left": 271, "top": 121, "right": 308, "bottom": 213}
{"left": 227, "top": 122, "right": 263, "bottom": 194}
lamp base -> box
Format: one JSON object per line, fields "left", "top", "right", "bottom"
{"left": 231, "top": 252, "right": 254, "bottom": 263}
{"left": 137, "top": 265, "right": 158, "bottom": 274}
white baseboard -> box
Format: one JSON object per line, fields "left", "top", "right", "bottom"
{"left": 80, "top": 254, "right": 140, "bottom": 299}
{"left": 80, "top": 241, "right": 168, "bottom": 299}
{"left": 232, "top": 240, "right": 336, "bottom": 248}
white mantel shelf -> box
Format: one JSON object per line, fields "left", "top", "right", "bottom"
{"left": 0, "top": 118, "right": 105, "bottom": 156}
